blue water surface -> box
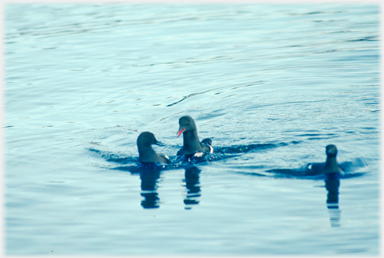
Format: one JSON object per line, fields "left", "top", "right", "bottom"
{"left": 5, "top": 3, "right": 380, "bottom": 255}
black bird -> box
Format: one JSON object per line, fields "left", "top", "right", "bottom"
{"left": 137, "top": 132, "right": 170, "bottom": 164}
{"left": 306, "top": 144, "right": 344, "bottom": 175}
{"left": 177, "top": 115, "right": 213, "bottom": 156}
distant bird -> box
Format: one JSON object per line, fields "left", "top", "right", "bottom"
{"left": 177, "top": 115, "right": 213, "bottom": 156}
{"left": 306, "top": 144, "right": 344, "bottom": 175}
{"left": 137, "top": 132, "right": 170, "bottom": 164}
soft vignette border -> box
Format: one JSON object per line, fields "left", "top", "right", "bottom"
{"left": 0, "top": 1, "right": 382, "bottom": 258}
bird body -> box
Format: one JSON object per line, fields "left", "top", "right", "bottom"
{"left": 137, "top": 132, "right": 170, "bottom": 164}
{"left": 306, "top": 144, "right": 343, "bottom": 175}
{"left": 177, "top": 116, "right": 213, "bottom": 156}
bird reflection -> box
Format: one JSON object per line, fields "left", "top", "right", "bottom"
{"left": 140, "top": 169, "right": 161, "bottom": 209}
{"left": 126, "top": 164, "right": 203, "bottom": 209}
{"left": 183, "top": 166, "right": 201, "bottom": 209}
{"left": 325, "top": 173, "right": 341, "bottom": 227}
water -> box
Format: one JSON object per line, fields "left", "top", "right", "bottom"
{"left": 5, "top": 3, "right": 380, "bottom": 255}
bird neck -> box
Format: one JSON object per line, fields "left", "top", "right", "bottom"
{"left": 324, "top": 156, "right": 340, "bottom": 173}
{"left": 183, "top": 129, "right": 200, "bottom": 148}
{"left": 138, "top": 145, "right": 156, "bottom": 156}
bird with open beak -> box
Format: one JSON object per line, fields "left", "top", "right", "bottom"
{"left": 176, "top": 115, "right": 213, "bottom": 156}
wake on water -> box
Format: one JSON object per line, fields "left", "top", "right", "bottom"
{"left": 88, "top": 141, "right": 369, "bottom": 179}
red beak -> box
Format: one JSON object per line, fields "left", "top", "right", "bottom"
{"left": 177, "top": 128, "right": 186, "bottom": 137}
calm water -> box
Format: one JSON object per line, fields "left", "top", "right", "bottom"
{"left": 5, "top": 3, "right": 380, "bottom": 255}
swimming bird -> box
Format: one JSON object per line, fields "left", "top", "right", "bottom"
{"left": 306, "top": 144, "right": 344, "bottom": 175}
{"left": 177, "top": 115, "right": 213, "bottom": 156}
{"left": 137, "top": 132, "right": 171, "bottom": 164}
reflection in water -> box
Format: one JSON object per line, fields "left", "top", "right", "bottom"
{"left": 183, "top": 166, "right": 201, "bottom": 209}
{"left": 325, "top": 173, "right": 341, "bottom": 227}
{"left": 140, "top": 170, "right": 161, "bottom": 209}
{"left": 116, "top": 163, "right": 203, "bottom": 209}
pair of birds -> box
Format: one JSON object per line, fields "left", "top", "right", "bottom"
{"left": 137, "top": 116, "right": 213, "bottom": 164}
{"left": 137, "top": 115, "right": 343, "bottom": 175}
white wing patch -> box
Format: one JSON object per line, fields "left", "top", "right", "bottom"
{"left": 194, "top": 152, "right": 204, "bottom": 157}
